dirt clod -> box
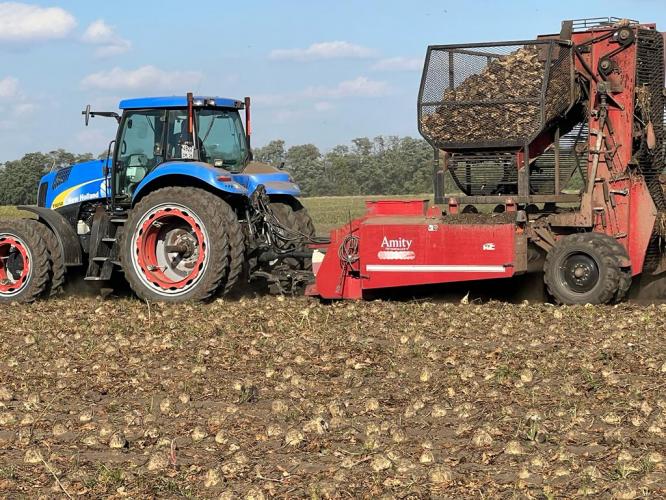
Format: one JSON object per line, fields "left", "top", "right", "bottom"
{"left": 147, "top": 452, "right": 169, "bottom": 471}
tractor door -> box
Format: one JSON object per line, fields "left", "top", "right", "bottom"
{"left": 113, "top": 109, "right": 167, "bottom": 204}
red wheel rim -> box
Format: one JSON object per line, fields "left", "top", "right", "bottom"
{"left": 0, "top": 235, "right": 31, "bottom": 296}
{"left": 133, "top": 206, "right": 208, "bottom": 294}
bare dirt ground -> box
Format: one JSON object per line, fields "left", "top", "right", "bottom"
{"left": 1, "top": 297, "right": 665, "bottom": 498}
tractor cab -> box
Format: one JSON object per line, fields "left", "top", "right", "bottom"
{"left": 109, "top": 95, "right": 251, "bottom": 205}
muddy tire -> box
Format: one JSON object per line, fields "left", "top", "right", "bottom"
{"left": 544, "top": 233, "right": 627, "bottom": 305}
{"left": 120, "top": 187, "right": 236, "bottom": 302}
{"left": 270, "top": 197, "right": 315, "bottom": 270}
{"left": 0, "top": 218, "right": 52, "bottom": 303}
{"left": 586, "top": 233, "right": 631, "bottom": 302}
{"left": 33, "top": 222, "right": 66, "bottom": 296}
{"left": 269, "top": 202, "right": 302, "bottom": 270}
{"left": 219, "top": 201, "right": 245, "bottom": 296}
{"left": 291, "top": 200, "right": 316, "bottom": 271}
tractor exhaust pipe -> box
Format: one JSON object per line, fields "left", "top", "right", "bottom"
{"left": 187, "top": 92, "right": 194, "bottom": 138}
{"left": 244, "top": 96, "right": 251, "bottom": 151}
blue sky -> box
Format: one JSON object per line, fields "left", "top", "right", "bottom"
{"left": 0, "top": 0, "right": 663, "bottom": 162}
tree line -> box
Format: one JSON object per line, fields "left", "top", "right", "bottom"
{"left": 0, "top": 137, "right": 436, "bottom": 205}
{"left": 0, "top": 150, "right": 94, "bottom": 205}
{"left": 253, "top": 136, "right": 436, "bottom": 197}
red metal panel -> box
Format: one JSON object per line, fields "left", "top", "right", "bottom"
{"left": 359, "top": 218, "right": 516, "bottom": 290}
{"left": 365, "top": 199, "right": 429, "bottom": 216}
{"left": 628, "top": 179, "right": 657, "bottom": 275}
{"left": 307, "top": 223, "right": 363, "bottom": 300}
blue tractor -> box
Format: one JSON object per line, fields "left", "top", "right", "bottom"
{"left": 0, "top": 93, "right": 317, "bottom": 302}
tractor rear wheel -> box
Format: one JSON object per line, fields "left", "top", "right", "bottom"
{"left": 121, "top": 187, "right": 242, "bottom": 302}
{"left": 268, "top": 202, "right": 302, "bottom": 270}
{"left": 269, "top": 198, "right": 316, "bottom": 270}
{"left": 544, "top": 232, "right": 629, "bottom": 305}
{"left": 290, "top": 199, "right": 316, "bottom": 271}
{"left": 0, "top": 218, "right": 52, "bottom": 303}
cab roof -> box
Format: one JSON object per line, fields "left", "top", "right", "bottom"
{"left": 118, "top": 96, "right": 243, "bottom": 110}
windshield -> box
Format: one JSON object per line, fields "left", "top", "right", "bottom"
{"left": 197, "top": 109, "right": 248, "bottom": 170}
{"left": 165, "top": 108, "right": 248, "bottom": 171}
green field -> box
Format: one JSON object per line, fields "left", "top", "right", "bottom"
{"left": 0, "top": 206, "right": 22, "bottom": 218}
{"left": 0, "top": 194, "right": 432, "bottom": 232}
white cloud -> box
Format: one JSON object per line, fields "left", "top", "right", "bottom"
{"left": 0, "top": 76, "right": 37, "bottom": 121}
{"left": 314, "top": 101, "right": 333, "bottom": 112}
{"left": 372, "top": 57, "right": 422, "bottom": 72}
{"left": 305, "top": 77, "right": 390, "bottom": 99}
{"left": 13, "top": 102, "right": 34, "bottom": 114}
{"left": 269, "top": 41, "right": 375, "bottom": 62}
{"left": 0, "top": 76, "right": 19, "bottom": 98}
{"left": 0, "top": 2, "right": 76, "bottom": 43}
{"left": 81, "top": 65, "right": 203, "bottom": 91}
{"left": 82, "top": 19, "right": 131, "bottom": 57}
{"left": 254, "top": 77, "right": 389, "bottom": 110}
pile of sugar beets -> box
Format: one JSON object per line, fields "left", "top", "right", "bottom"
{"left": 422, "top": 45, "right": 569, "bottom": 145}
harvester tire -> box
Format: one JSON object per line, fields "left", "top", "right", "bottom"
{"left": 0, "top": 218, "right": 52, "bottom": 303}
{"left": 544, "top": 232, "right": 627, "bottom": 305}
{"left": 33, "top": 222, "right": 66, "bottom": 296}
{"left": 120, "top": 187, "right": 235, "bottom": 302}
{"left": 586, "top": 232, "right": 632, "bottom": 302}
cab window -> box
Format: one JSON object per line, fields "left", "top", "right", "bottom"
{"left": 115, "top": 110, "right": 166, "bottom": 198}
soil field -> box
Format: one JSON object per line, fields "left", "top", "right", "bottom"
{"left": 1, "top": 298, "right": 665, "bottom": 498}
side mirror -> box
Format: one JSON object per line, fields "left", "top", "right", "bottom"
{"left": 83, "top": 104, "right": 91, "bottom": 126}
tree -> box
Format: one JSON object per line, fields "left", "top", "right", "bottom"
{"left": 285, "top": 144, "right": 321, "bottom": 196}
{"left": 0, "top": 150, "right": 94, "bottom": 205}
{"left": 253, "top": 140, "right": 285, "bottom": 165}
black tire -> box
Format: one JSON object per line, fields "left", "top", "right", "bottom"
{"left": 544, "top": 232, "right": 628, "bottom": 305}
{"left": 0, "top": 218, "right": 52, "bottom": 304}
{"left": 120, "top": 187, "right": 236, "bottom": 302}
{"left": 219, "top": 202, "right": 245, "bottom": 296}
{"left": 33, "top": 222, "right": 66, "bottom": 297}
{"left": 585, "top": 233, "right": 631, "bottom": 302}
{"left": 290, "top": 200, "right": 316, "bottom": 271}
{"left": 269, "top": 202, "right": 302, "bottom": 270}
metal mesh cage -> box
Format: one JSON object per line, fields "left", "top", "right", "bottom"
{"left": 445, "top": 122, "right": 588, "bottom": 196}
{"left": 419, "top": 40, "right": 575, "bottom": 150}
{"left": 635, "top": 29, "right": 665, "bottom": 211}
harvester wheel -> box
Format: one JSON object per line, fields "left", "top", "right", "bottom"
{"left": 586, "top": 232, "right": 632, "bottom": 302}
{"left": 33, "top": 222, "right": 66, "bottom": 296}
{"left": 0, "top": 218, "right": 52, "bottom": 303}
{"left": 544, "top": 233, "right": 628, "bottom": 305}
{"left": 121, "top": 187, "right": 237, "bottom": 302}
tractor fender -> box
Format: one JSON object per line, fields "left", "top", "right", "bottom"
{"left": 131, "top": 161, "right": 249, "bottom": 203}
{"left": 232, "top": 172, "right": 301, "bottom": 196}
{"left": 259, "top": 180, "right": 301, "bottom": 196}
{"left": 16, "top": 206, "right": 83, "bottom": 266}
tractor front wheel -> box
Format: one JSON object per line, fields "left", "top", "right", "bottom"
{"left": 544, "top": 233, "right": 629, "bottom": 305}
{"left": 121, "top": 187, "right": 242, "bottom": 302}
